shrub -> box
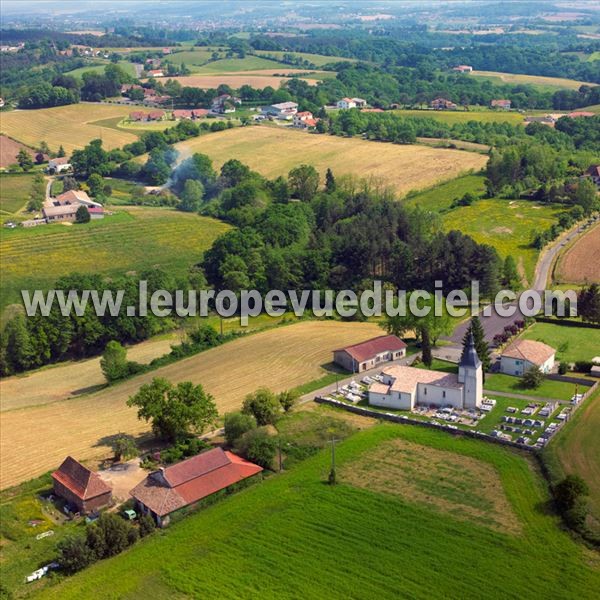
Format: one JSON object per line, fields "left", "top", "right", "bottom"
{"left": 75, "top": 205, "right": 91, "bottom": 223}
{"left": 573, "top": 361, "right": 593, "bottom": 373}
{"left": 236, "top": 428, "right": 277, "bottom": 469}
{"left": 558, "top": 362, "right": 568, "bottom": 375}
{"left": 521, "top": 366, "right": 543, "bottom": 389}
{"left": 242, "top": 387, "right": 280, "bottom": 426}
{"left": 277, "top": 389, "right": 299, "bottom": 413}
{"left": 57, "top": 534, "right": 96, "bottom": 574}
{"left": 224, "top": 412, "right": 257, "bottom": 445}
{"left": 138, "top": 513, "right": 156, "bottom": 537}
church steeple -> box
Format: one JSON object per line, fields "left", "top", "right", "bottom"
{"left": 460, "top": 331, "right": 481, "bottom": 369}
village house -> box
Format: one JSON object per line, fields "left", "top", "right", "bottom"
{"left": 333, "top": 335, "right": 407, "bottom": 373}
{"left": 173, "top": 108, "right": 208, "bottom": 120}
{"left": 336, "top": 97, "right": 367, "bottom": 109}
{"left": 143, "top": 88, "right": 158, "bottom": 98}
{"left": 368, "top": 333, "right": 482, "bottom": 411}
{"left": 211, "top": 94, "right": 241, "bottom": 114}
{"left": 42, "top": 189, "right": 104, "bottom": 223}
{"left": 491, "top": 99, "right": 511, "bottom": 110}
{"left": 47, "top": 156, "right": 71, "bottom": 173}
{"left": 262, "top": 101, "right": 299, "bottom": 119}
{"left": 430, "top": 97, "right": 457, "bottom": 110}
{"left": 147, "top": 69, "right": 164, "bottom": 78}
{"left": 585, "top": 164, "right": 600, "bottom": 187}
{"left": 500, "top": 339, "right": 556, "bottom": 376}
{"left": 147, "top": 110, "right": 165, "bottom": 121}
{"left": 130, "top": 448, "right": 262, "bottom": 527}
{"left": 121, "top": 83, "right": 143, "bottom": 95}
{"left": 52, "top": 456, "right": 112, "bottom": 514}
{"left": 453, "top": 65, "right": 473, "bottom": 73}
{"left": 292, "top": 111, "right": 317, "bottom": 129}
{"left": 145, "top": 58, "right": 162, "bottom": 68}
{"left": 129, "top": 110, "right": 146, "bottom": 121}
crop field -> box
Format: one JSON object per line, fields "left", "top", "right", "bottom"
{"left": 404, "top": 174, "right": 486, "bottom": 212}
{"left": 189, "top": 55, "right": 295, "bottom": 73}
{"left": 393, "top": 109, "right": 525, "bottom": 125}
{"left": 0, "top": 134, "right": 36, "bottom": 169}
{"left": 173, "top": 126, "right": 487, "bottom": 197}
{"left": 471, "top": 70, "right": 595, "bottom": 90}
{"left": 519, "top": 320, "right": 600, "bottom": 364}
{"left": 0, "top": 321, "right": 382, "bottom": 489}
{"left": 0, "top": 173, "right": 34, "bottom": 218}
{"left": 555, "top": 223, "right": 600, "bottom": 284}
{"left": 165, "top": 74, "right": 319, "bottom": 89}
{"left": 443, "top": 199, "right": 564, "bottom": 285}
{"left": 0, "top": 104, "right": 138, "bottom": 154}
{"left": 254, "top": 49, "right": 356, "bottom": 66}
{"left": 38, "top": 425, "right": 600, "bottom": 599}
{"left": 0, "top": 207, "right": 230, "bottom": 312}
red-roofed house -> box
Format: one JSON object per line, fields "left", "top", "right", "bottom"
{"left": 491, "top": 99, "right": 511, "bottom": 110}
{"left": 173, "top": 109, "right": 193, "bottom": 119}
{"left": 586, "top": 164, "right": 600, "bottom": 187}
{"left": 130, "top": 448, "right": 263, "bottom": 526}
{"left": 293, "top": 111, "right": 316, "bottom": 128}
{"left": 130, "top": 111, "right": 145, "bottom": 121}
{"left": 147, "top": 110, "right": 165, "bottom": 121}
{"left": 431, "top": 97, "right": 457, "bottom": 110}
{"left": 147, "top": 69, "right": 164, "bottom": 78}
{"left": 452, "top": 65, "right": 473, "bottom": 73}
{"left": 52, "top": 456, "right": 112, "bottom": 514}
{"left": 333, "top": 335, "right": 407, "bottom": 373}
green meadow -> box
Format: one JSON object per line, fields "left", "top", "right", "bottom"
{"left": 404, "top": 173, "right": 486, "bottom": 212}
{"left": 38, "top": 424, "right": 600, "bottom": 599}
{"left": 393, "top": 109, "right": 525, "bottom": 125}
{"left": 254, "top": 49, "right": 356, "bottom": 66}
{"left": 0, "top": 173, "right": 35, "bottom": 220}
{"left": 66, "top": 61, "right": 138, "bottom": 79}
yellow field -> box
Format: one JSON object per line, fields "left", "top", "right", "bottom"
{"left": 172, "top": 126, "right": 487, "bottom": 196}
{"left": 165, "top": 74, "right": 320, "bottom": 89}
{"left": 471, "top": 70, "right": 594, "bottom": 90}
{"left": 0, "top": 104, "right": 138, "bottom": 154}
{"left": 0, "top": 321, "right": 382, "bottom": 489}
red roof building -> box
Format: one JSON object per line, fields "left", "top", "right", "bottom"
{"left": 491, "top": 99, "right": 511, "bottom": 110}
{"left": 130, "top": 111, "right": 145, "bottom": 121}
{"left": 147, "top": 110, "right": 165, "bottom": 121}
{"left": 130, "top": 448, "right": 263, "bottom": 526}
{"left": 333, "top": 335, "right": 408, "bottom": 373}
{"left": 173, "top": 109, "right": 193, "bottom": 119}
{"left": 52, "top": 456, "right": 112, "bottom": 514}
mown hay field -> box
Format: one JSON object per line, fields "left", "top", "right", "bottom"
{"left": 0, "top": 134, "right": 36, "bottom": 169}
{"left": 471, "top": 70, "right": 596, "bottom": 90}
{"left": 555, "top": 223, "right": 600, "bottom": 284}
{"left": 173, "top": 126, "right": 487, "bottom": 197}
{"left": 254, "top": 49, "right": 356, "bottom": 66}
{"left": 0, "top": 207, "right": 230, "bottom": 312}
{"left": 0, "top": 104, "right": 138, "bottom": 154}
{"left": 39, "top": 425, "right": 600, "bottom": 599}
{"left": 0, "top": 321, "right": 382, "bottom": 489}
{"left": 165, "top": 74, "right": 320, "bottom": 89}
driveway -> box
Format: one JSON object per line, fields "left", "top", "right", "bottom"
{"left": 97, "top": 458, "right": 146, "bottom": 502}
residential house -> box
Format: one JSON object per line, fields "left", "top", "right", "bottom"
{"left": 333, "top": 335, "right": 407, "bottom": 373}
{"left": 491, "top": 99, "right": 511, "bottom": 110}
{"left": 585, "top": 164, "right": 600, "bottom": 187}
{"left": 147, "top": 69, "right": 164, "bottom": 78}
{"left": 52, "top": 456, "right": 112, "bottom": 514}
{"left": 143, "top": 88, "right": 158, "bottom": 98}
{"left": 43, "top": 190, "right": 103, "bottom": 223}
{"left": 47, "top": 157, "right": 71, "bottom": 173}
{"left": 53, "top": 190, "right": 98, "bottom": 208}
{"left": 121, "top": 84, "right": 143, "bottom": 95}
{"left": 147, "top": 110, "right": 165, "bottom": 121}
{"left": 500, "top": 339, "right": 556, "bottom": 376}
{"left": 453, "top": 65, "right": 473, "bottom": 73}
{"left": 431, "top": 98, "right": 457, "bottom": 110}
{"left": 130, "top": 111, "right": 146, "bottom": 121}
{"left": 336, "top": 97, "right": 367, "bottom": 109}
{"left": 130, "top": 448, "right": 262, "bottom": 527}
{"left": 173, "top": 108, "right": 208, "bottom": 119}
{"left": 368, "top": 333, "right": 482, "bottom": 411}
{"left": 146, "top": 58, "right": 161, "bottom": 68}
{"left": 262, "top": 101, "right": 299, "bottom": 119}
{"left": 292, "top": 111, "right": 317, "bottom": 128}
{"left": 211, "top": 94, "right": 241, "bottom": 114}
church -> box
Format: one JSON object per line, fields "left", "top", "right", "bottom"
{"left": 368, "top": 333, "right": 483, "bottom": 411}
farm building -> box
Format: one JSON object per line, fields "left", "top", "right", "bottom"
{"left": 500, "top": 339, "right": 556, "bottom": 376}
{"left": 130, "top": 448, "right": 262, "bottom": 527}
{"left": 52, "top": 456, "right": 112, "bottom": 514}
{"left": 430, "top": 98, "right": 457, "bottom": 110}
{"left": 453, "top": 65, "right": 473, "bottom": 73}
{"left": 491, "top": 99, "right": 511, "bottom": 110}
{"left": 262, "top": 101, "right": 299, "bottom": 119}
{"left": 47, "top": 157, "right": 71, "bottom": 173}
{"left": 173, "top": 108, "right": 208, "bottom": 120}
{"left": 42, "top": 189, "right": 103, "bottom": 223}
{"left": 368, "top": 333, "right": 482, "bottom": 411}
{"left": 333, "top": 335, "right": 407, "bottom": 373}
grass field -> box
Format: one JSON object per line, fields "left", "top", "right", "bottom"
{"left": 0, "top": 173, "right": 34, "bottom": 219}
{"left": 555, "top": 223, "right": 600, "bottom": 284}
{"left": 172, "top": 126, "right": 487, "bottom": 197}
{"left": 0, "top": 321, "right": 383, "bottom": 489}
{"left": 443, "top": 199, "right": 565, "bottom": 285}
{"left": 404, "top": 173, "right": 486, "bottom": 212}
{"left": 484, "top": 372, "right": 578, "bottom": 401}
{"left": 66, "top": 61, "right": 138, "bottom": 79}
{"left": 393, "top": 109, "right": 525, "bottom": 125}
{"left": 37, "top": 424, "right": 600, "bottom": 599}
{"left": 0, "top": 206, "right": 230, "bottom": 312}
{"left": 0, "top": 104, "right": 139, "bottom": 154}
{"left": 254, "top": 49, "right": 356, "bottom": 66}
{"left": 519, "top": 320, "right": 600, "bottom": 364}
{"left": 190, "top": 55, "right": 294, "bottom": 73}
{"left": 471, "top": 70, "right": 596, "bottom": 90}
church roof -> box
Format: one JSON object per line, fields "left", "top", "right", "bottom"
{"left": 460, "top": 332, "right": 481, "bottom": 369}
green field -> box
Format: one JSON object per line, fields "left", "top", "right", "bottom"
{"left": 485, "top": 372, "right": 578, "bottom": 401}
{"left": 471, "top": 70, "right": 595, "bottom": 91}
{"left": 404, "top": 173, "right": 486, "bottom": 212}
{"left": 393, "top": 109, "right": 525, "bottom": 125}
{"left": 587, "top": 52, "right": 600, "bottom": 61}
{"left": 0, "top": 174, "right": 34, "bottom": 220}
{"left": 0, "top": 207, "right": 230, "bottom": 312}
{"left": 66, "top": 61, "right": 138, "bottom": 79}
{"left": 443, "top": 199, "right": 564, "bottom": 285}
{"left": 37, "top": 424, "right": 600, "bottom": 599}
{"left": 520, "top": 321, "right": 600, "bottom": 364}
{"left": 254, "top": 49, "right": 356, "bottom": 67}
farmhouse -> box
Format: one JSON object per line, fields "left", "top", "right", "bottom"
{"left": 129, "top": 111, "right": 145, "bottom": 121}
{"left": 47, "top": 157, "right": 71, "bottom": 173}
{"left": 431, "top": 97, "right": 457, "bottom": 110}
{"left": 333, "top": 335, "right": 407, "bottom": 373}
{"left": 130, "top": 448, "right": 262, "bottom": 527}
{"left": 262, "top": 101, "right": 299, "bottom": 119}
{"left": 212, "top": 94, "right": 241, "bottom": 114}
{"left": 173, "top": 108, "right": 208, "bottom": 120}
{"left": 453, "top": 65, "right": 473, "bottom": 73}
{"left": 336, "top": 97, "right": 367, "bottom": 109}
{"left": 293, "top": 111, "right": 317, "bottom": 128}
{"left": 52, "top": 456, "right": 112, "bottom": 514}
{"left": 147, "top": 110, "right": 165, "bottom": 121}
{"left": 368, "top": 334, "right": 482, "bottom": 411}
{"left": 42, "top": 189, "right": 103, "bottom": 223}
{"left": 500, "top": 339, "right": 556, "bottom": 376}
{"left": 491, "top": 99, "right": 511, "bottom": 110}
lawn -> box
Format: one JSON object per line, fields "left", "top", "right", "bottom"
{"left": 0, "top": 173, "right": 34, "bottom": 218}
{"left": 36, "top": 425, "right": 600, "bottom": 599}
{"left": 404, "top": 173, "right": 486, "bottom": 212}
{"left": 0, "top": 321, "right": 383, "bottom": 490}
{"left": 393, "top": 109, "right": 525, "bottom": 125}
{"left": 471, "top": 70, "right": 596, "bottom": 91}
{"left": 0, "top": 104, "right": 139, "bottom": 154}
{"left": 443, "top": 198, "right": 565, "bottom": 285}
{"left": 254, "top": 49, "right": 356, "bottom": 66}
{"left": 0, "top": 206, "right": 230, "bottom": 312}
{"left": 484, "top": 372, "right": 578, "bottom": 401}
{"left": 171, "top": 126, "right": 487, "bottom": 198}
{"left": 519, "top": 320, "right": 600, "bottom": 364}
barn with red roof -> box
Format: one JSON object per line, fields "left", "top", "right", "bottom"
{"left": 333, "top": 335, "right": 407, "bottom": 373}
